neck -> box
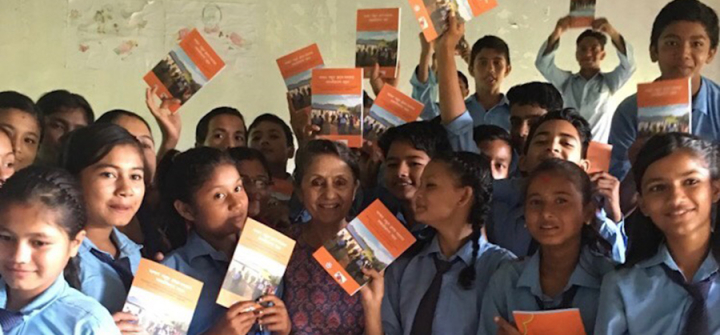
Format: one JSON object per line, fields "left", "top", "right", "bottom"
{"left": 435, "top": 220, "right": 474, "bottom": 258}
{"left": 691, "top": 75, "right": 703, "bottom": 97}
{"left": 196, "top": 229, "right": 239, "bottom": 259}
{"left": 579, "top": 67, "right": 600, "bottom": 80}
{"left": 400, "top": 200, "right": 418, "bottom": 227}
{"left": 539, "top": 238, "right": 581, "bottom": 296}
{"left": 304, "top": 219, "right": 348, "bottom": 248}
{"left": 474, "top": 87, "right": 502, "bottom": 109}
{"left": 84, "top": 224, "right": 116, "bottom": 255}
{"left": 5, "top": 286, "right": 43, "bottom": 312}
{"left": 270, "top": 163, "right": 288, "bottom": 180}
{"left": 666, "top": 226, "right": 712, "bottom": 282}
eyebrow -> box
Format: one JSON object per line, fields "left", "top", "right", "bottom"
{"left": 92, "top": 163, "right": 145, "bottom": 172}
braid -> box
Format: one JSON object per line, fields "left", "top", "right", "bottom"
{"left": 459, "top": 222, "right": 482, "bottom": 289}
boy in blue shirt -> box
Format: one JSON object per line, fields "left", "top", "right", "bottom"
{"left": 195, "top": 107, "right": 247, "bottom": 149}
{"left": 473, "top": 125, "right": 513, "bottom": 180}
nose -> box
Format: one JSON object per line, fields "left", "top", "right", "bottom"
{"left": 0, "top": 166, "right": 13, "bottom": 184}
{"left": 397, "top": 162, "right": 410, "bottom": 178}
{"left": 669, "top": 184, "right": 689, "bottom": 206}
{"left": 11, "top": 241, "right": 32, "bottom": 264}
{"left": 116, "top": 176, "right": 136, "bottom": 198}
{"left": 549, "top": 139, "right": 563, "bottom": 154}
{"left": 519, "top": 121, "right": 531, "bottom": 138}
{"left": 229, "top": 189, "right": 247, "bottom": 211}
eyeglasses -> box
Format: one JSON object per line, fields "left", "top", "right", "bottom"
{"left": 241, "top": 175, "right": 272, "bottom": 190}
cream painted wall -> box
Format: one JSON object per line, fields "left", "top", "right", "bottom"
{"left": 1, "top": 0, "right": 719, "bottom": 172}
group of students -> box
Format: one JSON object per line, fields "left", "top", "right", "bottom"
{"left": 0, "top": 0, "right": 718, "bottom": 334}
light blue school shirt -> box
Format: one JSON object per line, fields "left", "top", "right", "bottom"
{"left": 479, "top": 247, "right": 616, "bottom": 335}
{"left": 608, "top": 77, "right": 720, "bottom": 180}
{"left": 594, "top": 244, "right": 719, "bottom": 335}
{"left": 445, "top": 110, "right": 481, "bottom": 154}
{"left": 77, "top": 227, "right": 142, "bottom": 313}
{"left": 410, "top": 68, "right": 511, "bottom": 130}
{"left": 381, "top": 235, "right": 515, "bottom": 335}
{"left": 535, "top": 39, "right": 636, "bottom": 143}
{"left": 489, "top": 177, "right": 627, "bottom": 263}
{"left": 0, "top": 275, "right": 120, "bottom": 335}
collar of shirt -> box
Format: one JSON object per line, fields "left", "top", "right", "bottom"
{"left": 516, "top": 247, "right": 605, "bottom": 299}
{"left": 493, "top": 177, "right": 525, "bottom": 207}
{"left": 418, "top": 234, "right": 488, "bottom": 266}
{"left": 465, "top": 94, "right": 510, "bottom": 113}
{"left": 639, "top": 243, "right": 719, "bottom": 283}
{"left": 184, "top": 231, "right": 230, "bottom": 264}
{"left": 693, "top": 77, "right": 711, "bottom": 116}
{"left": 0, "top": 275, "right": 68, "bottom": 318}
{"left": 79, "top": 227, "right": 142, "bottom": 259}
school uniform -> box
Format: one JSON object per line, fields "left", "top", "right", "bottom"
{"left": 410, "top": 67, "right": 440, "bottom": 121}
{"left": 0, "top": 275, "right": 120, "bottom": 335}
{"left": 535, "top": 39, "right": 636, "bottom": 143}
{"left": 479, "top": 246, "right": 616, "bottom": 335}
{"left": 162, "top": 231, "right": 268, "bottom": 335}
{"left": 488, "top": 177, "right": 627, "bottom": 263}
{"left": 608, "top": 76, "right": 720, "bottom": 180}
{"left": 594, "top": 244, "right": 719, "bottom": 335}
{"left": 445, "top": 110, "right": 481, "bottom": 154}
{"left": 77, "top": 228, "right": 142, "bottom": 313}
{"left": 381, "top": 235, "right": 515, "bottom": 335}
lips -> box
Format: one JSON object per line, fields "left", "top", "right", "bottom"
{"left": 318, "top": 203, "right": 341, "bottom": 210}
{"left": 665, "top": 207, "right": 695, "bottom": 219}
{"left": 4, "top": 265, "right": 36, "bottom": 278}
{"left": 108, "top": 204, "right": 134, "bottom": 213}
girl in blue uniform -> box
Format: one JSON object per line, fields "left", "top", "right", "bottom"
{"left": 0, "top": 166, "right": 120, "bottom": 335}
{"left": 595, "top": 133, "right": 720, "bottom": 335}
{"left": 479, "top": 159, "right": 616, "bottom": 335}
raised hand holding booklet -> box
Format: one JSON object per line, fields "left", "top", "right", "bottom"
{"left": 587, "top": 141, "right": 612, "bottom": 174}
{"left": 356, "top": 8, "right": 401, "bottom": 79}
{"left": 311, "top": 68, "right": 364, "bottom": 148}
{"left": 217, "top": 218, "right": 296, "bottom": 307}
{"left": 569, "top": 0, "right": 596, "bottom": 28}
{"left": 513, "top": 309, "right": 587, "bottom": 335}
{"left": 637, "top": 77, "right": 692, "bottom": 138}
{"left": 313, "top": 200, "right": 416, "bottom": 295}
{"left": 277, "top": 44, "right": 325, "bottom": 115}
{"left": 364, "top": 84, "right": 424, "bottom": 142}
{"left": 122, "top": 259, "right": 203, "bottom": 335}
{"left": 144, "top": 28, "right": 225, "bottom": 112}
{"left": 408, "top": 0, "right": 497, "bottom": 42}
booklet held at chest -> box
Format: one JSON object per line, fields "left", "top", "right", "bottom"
{"left": 217, "top": 218, "right": 296, "bottom": 307}
{"left": 637, "top": 77, "right": 692, "bottom": 138}
{"left": 313, "top": 200, "right": 416, "bottom": 295}
{"left": 122, "top": 259, "right": 203, "bottom": 335}
{"left": 144, "top": 28, "right": 225, "bottom": 113}
{"left": 277, "top": 43, "right": 325, "bottom": 115}
{"left": 513, "top": 309, "right": 587, "bottom": 335}
{"left": 311, "top": 68, "right": 364, "bottom": 148}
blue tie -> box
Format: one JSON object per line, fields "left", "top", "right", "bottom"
{"left": 660, "top": 264, "right": 717, "bottom": 335}
{"left": 0, "top": 308, "right": 23, "bottom": 332}
{"left": 89, "top": 249, "right": 134, "bottom": 292}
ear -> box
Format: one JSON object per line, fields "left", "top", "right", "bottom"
{"left": 457, "top": 186, "right": 474, "bottom": 209}
{"left": 287, "top": 145, "right": 295, "bottom": 160}
{"left": 579, "top": 158, "right": 591, "bottom": 172}
{"left": 599, "top": 50, "right": 607, "bottom": 61}
{"left": 711, "top": 179, "right": 720, "bottom": 203}
{"left": 174, "top": 200, "right": 196, "bottom": 223}
{"left": 352, "top": 180, "right": 361, "bottom": 202}
{"left": 650, "top": 44, "right": 659, "bottom": 63}
{"left": 468, "top": 62, "right": 474, "bottom": 74}
{"left": 707, "top": 48, "right": 717, "bottom": 64}
{"left": 68, "top": 230, "right": 86, "bottom": 258}
{"left": 505, "top": 63, "right": 512, "bottom": 77}
{"left": 583, "top": 201, "right": 597, "bottom": 225}
{"left": 637, "top": 194, "right": 648, "bottom": 217}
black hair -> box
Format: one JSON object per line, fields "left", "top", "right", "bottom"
{"left": 507, "top": 82, "right": 564, "bottom": 111}
{"left": 473, "top": 125, "right": 511, "bottom": 147}
{"left": 0, "top": 91, "right": 44, "bottom": 140}
{"left": 59, "top": 123, "right": 145, "bottom": 177}
{"left": 470, "top": 35, "right": 511, "bottom": 66}
{"left": 36, "top": 90, "right": 95, "bottom": 124}
{"left": 155, "top": 147, "right": 236, "bottom": 249}
{"left": 227, "top": 147, "right": 272, "bottom": 178}
{"left": 0, "top": 166, "right": 87, "bottom": 290}
{"left": 96, "top": 109, "right": 152, "bottom": 135}
{"left": 293, "top": 140, "right": 360, "bottom": 188}
{"left": 431, "top": 151, "right": 494, "bottom": 289}
{"left": 195, "top": 107, "right": 246, "bottom": 145}
{"left": 248, "top": 113, "right": 294, "bottom": 149}
{"left": 627, "top": 132, "right": 720, "bottom": 266}
{"left": 525, "top": 158, "right": 612, "bottom": 255}
{"left": 457, "top": 71, "right": 469, "bottom": 89}
{"left": 576, "top": 29, "right": 608, "bottom": 48}
{"left": 523, "top": 108, "right": 592, "bottom": 158}
{"left": 378, "top": 121, "right": 452, "bottom": 159}
{"left": 651, "top": 0, "right": 719, "bottom": 50}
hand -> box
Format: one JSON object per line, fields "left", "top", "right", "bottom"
{"left": 494, "top": 316, "right": 522, "bottom": 335}
{"left": 113, "top": 312, "right": 141, "bottom": 334}
{"left": 369, "top": 62, "right": 401, "bottom": 97}
{"left": 359, "top": 267, "right": 385, "bottom": 310}
{"left": 287, "top": 93, "right": 319, "bottom": 144}
{"left": 145, "top": 87, "right": 182, "bottom": 143}
{"left": 590, "top": 171, "right": 622, "bottom": 223}
{"left": 435, "top": 12, "right": 465, "bottom": 53}
{"left": 455, "top": 35, "right": 470, "bottom": 64}
{"left": 257, "top": 295, "right": 291, "bottom": 335}
{"left": 205, "top": 301, "right": 259, "bottom": 335}
{"left": 153, "top": 252, "right": 164, "bottom": 262}
{"left": 553, "top": 16, "right": 572, "bottom": 37}
{"left": 592, "top": 18, "right": 617, "bottom": 37}
{"left": 419, "top": 32, "right": 434, "bottom": 56}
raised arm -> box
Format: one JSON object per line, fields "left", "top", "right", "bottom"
{"left": 535, "top": 16, "right": 574, "bottom": 88}
{"left": 592, "top": 18, "right": 637, "bottom": 93}
{"left": 436, "top": 13, "right": 466, "bottom": 125}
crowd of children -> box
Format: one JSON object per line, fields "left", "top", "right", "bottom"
{"left": 0, "top": 0, "right": 718, "bottom": 334}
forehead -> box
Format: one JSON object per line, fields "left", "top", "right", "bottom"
{"left": 479, "top": 139, "right": 512, "bottom": 157}
{"left": 387, "top": 140, "right": 430, "bottom": 160}
{"left": 95, "top": 144, "right": 145, "bottom": 166}
{"left": 307, "top": 154, "right": 352, "bottom": 175}
{"left": 0, "top": 202, "right": 65, "bottom": 235}
{"left": 511, "top": 104, "right": 548, "bottom": 118}
{"left": 577, "top": 37, "right": 603, "bottom": 47}
{"left": 660, "top": 20, "right": 711, "bottom": 40}
{"left": 474, "top": 48, "right": 507, "bottom": 62}
{"left": 209, "top": 114, "right": 245, "bottom": 131}
{"left": 114, "top": 115, "right": 152, "bottom": 138}
{"left": 527, "top": 171, "right": 582, "bottom": 196}
{"left": 533, "top": 120, "right": 581, "bottom": 140}
{"left": 49, "top": 108, "right": 90, "bottom": 125}
{"left": 0, "top": 108, "right": 41, "bottom": 132}
{"left": 642, "top": 150, "right": 710, "bottom": 181}
{"left": 250, "top": 121, "right": 286, "bottom": 136}
{"left": 237, "top": 159, "right": 269, "bottom": 176}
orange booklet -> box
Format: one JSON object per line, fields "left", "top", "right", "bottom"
{"left": 217, "top": 218, "right": 296, "bottom": 307}
{"left": 409, "top": 0, "right": 497, "bottom": 42}
{"left": 569, "top": 0, "right": 596, "bottom": 28}
{"left": 365, "top": 85, "right": 424, "bottom": 142}
{"left": 637, "top": 78, "right": 692, "bottom": 138}
{"left": 122, "top": 259, "right": 203, "bottom": 335}
{"left": 277, "top": 44, "right": 325, "bottom": 115}
{"left": 356, "top": 8, "right": 401, "bottom": 79}
{"left": 513, "top": 309, "right": 587, "bottom": 335}
{"left": 144, "top": 28, "right": 225, "bottom": 113}
{"left": 311, "top": 68, "right": 364, "bottom": 148}
{"left": 313, "top": 200, "right": 416, "bottom": 295}
{"left": 587, "top": 141, "right": 612, "bottom": 174}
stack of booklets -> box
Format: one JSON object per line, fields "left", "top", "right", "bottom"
{"left": 122, "top": 259, "right": 203, "bottom": 335}
{"left": 637, "top": 77, "right": 692, "bottom": 138}
{"left": 277, "top": 44, "right": 325, "bottom": 115}
{"left": 217, "top": 218, "right": 296, "bottom": 307}
{"left": 513, "top": 309, "right": 587, "bottom": 335}
{"left": 569, "top": 0, "right": 596, "bottom": 28}
{"left": 364, "top": 85, "right": 424, "bottom": 142}
{"left": 144, "top": 28, "right": 225, "bottom": 112}
{"left": 356, "top": 8, "right": 401, "bottom": 79}
{"left": 408, "top": 0, "right": 498, "bottom": 42}
{"left": 313, "top": 200, "right": 416, "bottom": 295}
{"left": 311, "top": 68, "right": 364, "bottom": 148}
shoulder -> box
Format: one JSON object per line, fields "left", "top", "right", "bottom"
{"left": 161, "top": 245, "right": 192, "bottom": 270}
{"left": 615, "top": 94, "right": 638, "bottom": 115}
{"left": 478, "top": 241, "right": 517, "bottom": 270}
{"left": 53, "top": 287, "right": 120, "bottom": 334}
{"left": 487, "top": 257, "right": 525, "bottom": 287}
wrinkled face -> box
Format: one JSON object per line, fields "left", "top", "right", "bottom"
{"left": 477, "top": 139, "right": 512, "bottom": 180}
{"left": 470, "top": 49, "right": 511, "bottom": 92}
{"left": 80, "top": 145, "right": 145, "bottom": 228}
{"left": 42, "top": 108, "right": 89, "bottom": 153}
{"left": 0, "top": 109, "right": 40, "bottom": 171}
{"left": 576, "top": 37, "right": 606, "bottom": 70}
{"left": 384, "top": 141, "right": 431, "bottom": 203}
{"left": 414, "top": 161, "right": 469, "bottom": 227}
{"left": 639, "top": 150, "right": 720, "bottom": 240}
{"left": 203, "top": 114, "right": 246, "bottom": 149}
{"left": 525, "top": 172, "right": 592, "bottom": 248}
{"left": 510, "top": 104, "right": 548, "bottom": 153}
{"left": 521, "top": 120, "right": 587, "bottom": 173}
{"left": 237, "top": 159, "right": 271, "bottom": 219}
{"left": 0, "top": 131, "right": 15, "bottom": 187}
{"left": 0, "top": 202, "right": 83, "bottom": 302}
{"left": 300, "top": 154, "right": 357, "bottom": 226}
{"left": 113, "top": 115, "right": 156, "bottom": 180}
{"left": 652, "top": 21, "right": 717, "bottom": 81}
{"left": 249, "top": 121, "right": 292, "bottom": 166}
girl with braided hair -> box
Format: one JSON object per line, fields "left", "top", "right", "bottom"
{"left": 0, "top": 166, "right": 120, "bottom": 334}
{"left": 361, "top": 151, "right": 515, "bottom": 335}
